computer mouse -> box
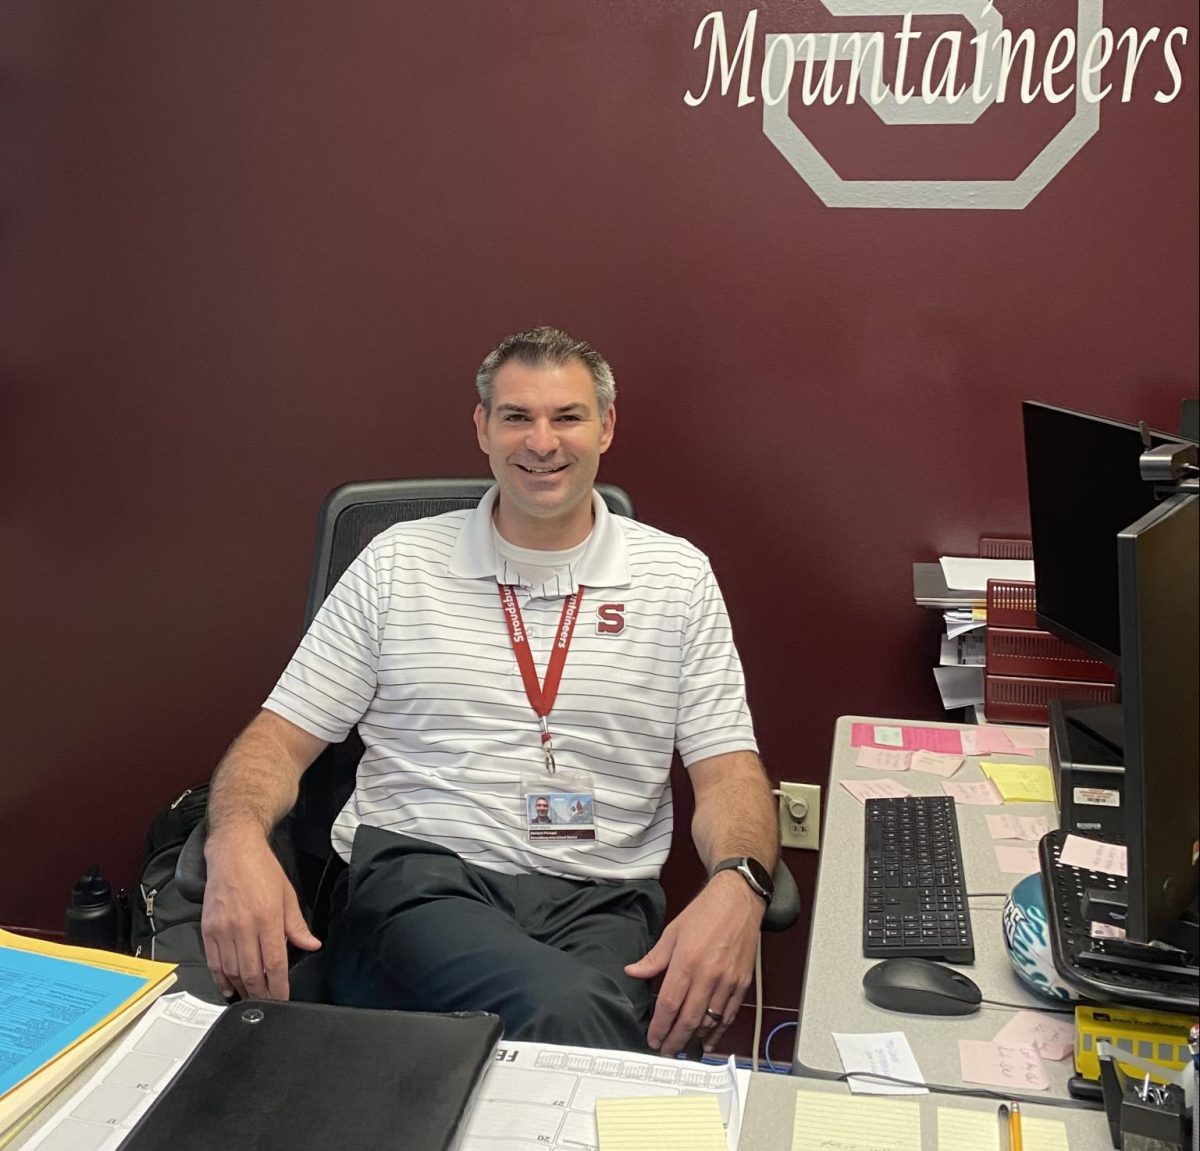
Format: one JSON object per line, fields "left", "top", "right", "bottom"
{"left": 861, "top": 957, "right": 982, "bottom": 1016}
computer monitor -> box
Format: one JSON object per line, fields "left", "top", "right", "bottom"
{"left": 1116, "top": 491, "right": 1199, "bottom": 945}
{"left": 1022, "top": 402, "right": 1195, "bottom": 668}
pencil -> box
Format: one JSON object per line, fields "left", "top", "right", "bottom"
{"left": 1009, "top": 1101, "right": 1023, "bottom": 1151}
{"left": 998, "top": 1103, "right": 1011, "bottom": 1151}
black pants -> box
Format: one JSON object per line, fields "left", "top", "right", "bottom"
{"left": 327, "top": 826, "right": 666, "bottom": 1051}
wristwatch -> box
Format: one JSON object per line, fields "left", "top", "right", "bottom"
{"left": 710, "top": 856, "right": 774, "bottom": 902}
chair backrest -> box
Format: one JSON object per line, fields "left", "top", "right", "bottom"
{"left": 284, "top": 479, "right": 636, "bottom": 896}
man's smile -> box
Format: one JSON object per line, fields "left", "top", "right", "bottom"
{"left": 516, "top": 463, "right": 568, "bottom": 475}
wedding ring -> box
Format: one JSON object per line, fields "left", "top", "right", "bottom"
{"left": 703, "top": 1008, "right": 724, "bottom": 1024}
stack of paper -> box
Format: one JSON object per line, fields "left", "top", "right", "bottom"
{"left": 0, "top": 929, "right": 176, "bottom": 1143}
{"left": 938, "top": 556, "right": 1034, "bottom": 593}
{"left": 912, "top": 564, "right": 985, "bottom": 610}
{"left": 934, "top": 631, "right": 986, "bottom": 710}
{"left": 916, "top": 557, "right": 1036, "bottom": 714}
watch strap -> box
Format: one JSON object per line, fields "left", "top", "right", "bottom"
{"left": 711, "top": 856, "right": 773, "bottom": 901}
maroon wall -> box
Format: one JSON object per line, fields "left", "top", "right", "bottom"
{"left": 2, "top": 1, "right": 1196, "bottom": 1033}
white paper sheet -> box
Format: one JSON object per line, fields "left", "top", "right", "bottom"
{"left": 831, "top": 1032, "right": 928, "bottom": 1096}
{"left": 939, "top": 557, "right": 1035, "bottom": 592}
{"left": 933, "top": 665, "right": 985, "bottom": 709}
{"left": 20, "top": 993, "right": 224, "bottom": 1150}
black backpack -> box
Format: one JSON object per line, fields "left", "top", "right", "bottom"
{"left": 129, "top": 785, "right": 210, "bottom": 966}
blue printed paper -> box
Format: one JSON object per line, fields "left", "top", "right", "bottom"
{"left": 0, "top": 947, "right": 148, "bottom": 1096}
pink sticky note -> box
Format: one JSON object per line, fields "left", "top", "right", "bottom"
{"left": 961, "top": 727, "right": 1021, "bottom": 757}
{"left": 840, "top": 779, "right": 914, "bottom": 805}
{"left": 994, "top": 844, "right": 1041, "bottom": 875}
{"left": 855, "top": 747, "right": 913, "bottom": 772}
{"left": 1059, "top": 835, "right": 1128, "bottom": 877}
{"left": 958, "top": 1040, "right": 1050, "bottom": 1090}
{"left": 1005, "top": 727, "right": 1050, "bottom": 750}
{"left": 993, "top": 1011, "right": 1076, "bottom": 1062}
{"left": 986, "top": 814, "right": 1051, "bottom": 842}
{"left": 909, "top": 750, "right": 964, "bottom": 778}
{"left": 941, "top": 779, "right": 1004, "bottom": 806}
{"left": 851, "top": 723, "right": 964, "bottom": 755}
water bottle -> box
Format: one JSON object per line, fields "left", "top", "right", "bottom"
{"left": 66, "top": 864, "right": 118, "bottom": 950}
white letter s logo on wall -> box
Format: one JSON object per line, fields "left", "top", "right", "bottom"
{"left": 763, "top": 0, "right": 1103, "bottom": 209}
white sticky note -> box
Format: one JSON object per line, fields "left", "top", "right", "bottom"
{"left": 874, "top": 726, "right": 905, "bottom": 747}
{"left": 1059, "top": 834, "right": 1128, "bottom": 877}
{"left": 794, "top": 1093, "right": 921, "bottom": 1151}
{"left": 832, "top": 1032, "right": 927, "bottom": 1095}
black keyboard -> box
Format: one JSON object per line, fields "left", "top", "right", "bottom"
{"left": 863, "top": 796, "right": 975, "bottom": 964}
{"left": 1038, "top": 829, "right": 1199, "bottom": 1012}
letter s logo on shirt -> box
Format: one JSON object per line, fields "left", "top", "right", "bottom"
{"left": 596, "top": 604, "right": 626, "bottom": 635}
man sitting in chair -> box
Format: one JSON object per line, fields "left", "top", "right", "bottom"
{"left": 201, "top": 325, "right": 778, "bottom": 1056}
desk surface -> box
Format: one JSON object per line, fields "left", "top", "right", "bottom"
{"left": 740, "top": 1072, "right": 1106, "bottom": 1149}
{"left": 794, "top": 716, "right": 1107, "bottom": 1133}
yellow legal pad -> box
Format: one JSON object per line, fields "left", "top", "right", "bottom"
{"left": 937, "top": 1106, "right": 1070, "bottom": 1150}
{"left": 596, "top": 1094, "right": 727, "bottom": 1151}
{"left": 792, "top": 1092, "right": 920, "bottom": 1151}
{"left": 981, "top": 761, "right": 1056, "bottom": 803}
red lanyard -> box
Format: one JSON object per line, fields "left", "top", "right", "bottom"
{"left": 498, "top": 584, "right": 585, "bottom": 774}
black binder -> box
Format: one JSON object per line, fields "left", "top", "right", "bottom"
{"left": 122, "top": 1000, "right": 502, "bottom": 1151}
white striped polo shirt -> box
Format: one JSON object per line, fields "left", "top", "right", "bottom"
{"left": 263, "top": 485, "right": 758, "bottom": 881}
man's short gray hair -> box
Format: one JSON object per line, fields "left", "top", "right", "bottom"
{"left": 475, "top": 326, "right": 617, "bottom": 416}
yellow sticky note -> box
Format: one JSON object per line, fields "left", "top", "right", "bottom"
{"left": 596, "top": 1094, "right": 727, "bottom": 1151}
{"left": 792, "top": 1091, "right": 920, "bottom": 1151}
{"left": 981, "top": 761, "right": 1056, "bottom": 803}
{"left": 936, "top": 1107, "right": 1069, "bottom": 1151}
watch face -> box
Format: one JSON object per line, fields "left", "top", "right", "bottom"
{"left": 743, "top": 858, "right": 774, "bottom": 896}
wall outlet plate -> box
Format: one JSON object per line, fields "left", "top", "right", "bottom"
{"left": 778, "top": 782, "right": 821, "bottom": 850}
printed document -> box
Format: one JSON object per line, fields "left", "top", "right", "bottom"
{"left": 460, "top": 1040, "right": 747, "bottom": 1151}
{"left": 18, "top": 992, "right": 223, "bottom": 1150}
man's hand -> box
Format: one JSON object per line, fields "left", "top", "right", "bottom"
{"left": 200, "top": 829, "right": 321, "bottom": 1002}
{"left": 624, "top": 871, "right": 764, "bottom": 1056}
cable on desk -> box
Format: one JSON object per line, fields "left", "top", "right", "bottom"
{"left": 832, "top": 1071, "right": 1104, "bottom": 1110}
{"left": 980, "top": 997, "right": 1075, "bottom": 1014}
{"left": 967, "top": 892, "right": 1011, "bottom": 900}
{"left": 750, "top": 936, "right": 763, "bottom": 1072}
{"left": 764, "top": 1019, "right": 798, "bottom": 1073}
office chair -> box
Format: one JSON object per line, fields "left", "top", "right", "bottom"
{"left": 177, "top": 479, "right": 799, "bottom": 1030}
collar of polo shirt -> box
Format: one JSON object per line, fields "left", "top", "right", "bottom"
{"left": 449, "top": 485, "right": 631, "bottom": 590}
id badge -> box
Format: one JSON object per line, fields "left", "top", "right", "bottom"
{"left": 521, "top": 771, "right": 597, "bottom": 842}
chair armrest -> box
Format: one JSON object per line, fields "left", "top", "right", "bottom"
{"left": 762, "top": 859, "right": 801, "bottom": 933}
{"left": 175, "top": 817, "right": 209, "bottom": 904}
